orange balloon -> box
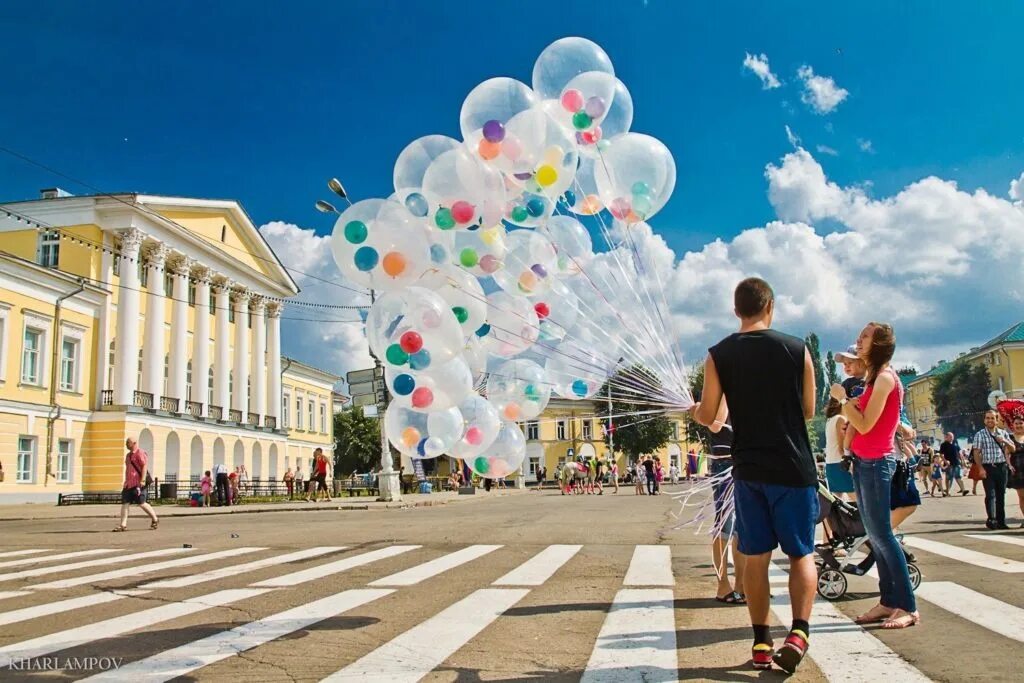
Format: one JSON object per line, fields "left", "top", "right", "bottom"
{"left": 382, "top": 251, "right": 407, "bottom": 277}
{"left": 581, "top": 194, "right": 603, "bottom": 215}
{"left": 518, "top": 271, "right": 538, "bottom": 292}
{"left": 402, "top": 426, "right": 421, "bottom": 448}
{"left": 503, "top": 403, "right": 521, "bottom": 420}
{"left": 478, "top": 139, "right": 500, "bottom": 160}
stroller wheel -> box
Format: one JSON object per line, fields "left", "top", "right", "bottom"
{"left": 908, "top": 563, "right": 922, "bottom": 590}
{"left": 817, "top": 568, "right": 848, "bottom": 600}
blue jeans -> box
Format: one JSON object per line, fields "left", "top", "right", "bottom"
{"left": 853, "top": 455, "right": 916, "bottom": 612}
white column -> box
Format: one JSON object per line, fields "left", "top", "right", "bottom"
{"left": 266, "top": 303, "right": 282, "bottom": 428}
{"left": 193, "top": 267, "right": 212, "bottom": 416}
{"left": 167, "top": 255, "right": 192, "bottom": 409}
{"left": 112, "top": 228, "right": 144, "bottom": 405}
{"left": 250, "top": 296, "right": 267, "bottom": 427}
{"left": 231, "top": 290, "right": 251, "bottom": 417}
{"left": 212, "top": 280, "right": 232, "bottom": 414}
{"left": 140, "top": 243, "right": 169, "bottom": 400}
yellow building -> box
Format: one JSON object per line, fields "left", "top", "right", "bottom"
{"left": 0, "top": 190, "right": 339, "bottom": 502}
{"left": 906, "top": 321, "right": 1024, "bottom": 441}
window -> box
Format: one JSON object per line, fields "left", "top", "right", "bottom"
{"left": 186, "top": 360, "right": 193, "bottom": 401}
{"left": 21, "top": 328, "right": 42, "bottom": 384}
{"left": 296, "top": 395, "right": 304, "bottom": 429}
{"left": 282, "top": 392, "right": 291, "bottom": 428}
{"left": 139, "top": 259, "right": 148, "bottom": 288}
{"left": 209, "top": 291, "right": 216, "bottom": 314}
{"left": 221, "top": 225, "right": 227, "bottom": 242}
{"left": 164, "top": 274, "right": 173, "bottom": 297}
{"left": 57, "top": 439, "right": 72, "bottom": 483}
{"left": 229, "top": 306, "right": 235, "bottom": 323}
{"left": 137, "top": 348, "right": 143, "bottom": 390}
{"left": 37, "top": 230, "right": 60, "bottom": 268}
{"left": 556, "top": 419, "right": 567, "bottom": 441}
{"left": 113, "top": 255, "right": 120, "bottom": 277}
{"left": 529, "top": 457, "right": 540, "bottom": 475}
{"left": 526, "top": 421, "right": 539, "bottom": 441}
{"left": 59, "top": 337, "right": 78, "bottom": 391}
{"left": 999, "top": 376, "right": 1005, "bottom": 392}
{"left": 320, "top": 403, "right": 327, "bottom": 433}
{"left": 671, "top": 422, "right": 679, "bottom": 440}
{"left": 17, "top": 436, "right": 35, "bottom": 483}
{"left": 308, "top": 400, "right": 315, "bottom": 432}
{"left": 107, "top": 340, "right": 115, "bottom": 389}
{"left": 582, "top": 419, "right": 592, "bottom": 440}
{"left": 188, "top": 281, "right": 196, "bottom": 306}
{"left": 208, "top": 367, "right": 214, "bottom": 405}
{"left": 163, "top": 354, "right": 169, "bottom": 396}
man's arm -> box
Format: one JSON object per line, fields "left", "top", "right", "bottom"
{"left": 692, "top": 355, "right": 724, "bottom": 428}
{"left": 802, "top": 347, "right": 816, "bottom": 420}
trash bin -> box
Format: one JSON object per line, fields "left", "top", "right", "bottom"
{"left": 159, "top": 482, "right": 178, "bottom": 500}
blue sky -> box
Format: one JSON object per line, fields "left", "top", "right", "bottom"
{"left": 2, "top": 1, "right": 1023, "bottom": 374}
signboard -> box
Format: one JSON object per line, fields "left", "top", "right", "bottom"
{"left": 352, "top": 393, "right": 378, "bottom": 408}
{"left": 349, "top": 380, "right": 385, "bottom": 396}
{"left": 347, "top": 366, "right": 384, "bottom": 385}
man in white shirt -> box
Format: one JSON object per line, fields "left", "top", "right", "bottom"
{"left": 212, "top": 461, "right": 230, "bottom": 506}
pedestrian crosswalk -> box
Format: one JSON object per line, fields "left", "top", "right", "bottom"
{"left": 0, "top": 531, "right": 1023, "bottom": 681}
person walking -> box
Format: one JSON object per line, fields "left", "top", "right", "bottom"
{"left": 1007, "top": 416, "right": 1024, "bottom": 527}
{"left": 940, "top": 433, "right": 968, "bottom": 496}
{"left": 829, "top": 321, "right": 918, "bottom": 630}
{"left": 283, "top": 467, "right": 295, "bottom": 499}
{"left": 536, "top": 465, "right": 544, "bottom": 490}
{"left": 113, "top": 437, "right": 159, "bottom": 531}
{"left": 642, "top": 456, "right": 656, "bottom": 495}
{"left": 634, "top": 461, "right": 645, "bottom": 495}
{"left": 971, "top": 410, "right": 1013, "bottom": 530}
{"left": 306, "top": 448, "right": 332, "bottom": 502}
{"left": 212, "top": 460, "right": 230, "bottom": 507}
{"left": 200, "top": 470, "right": 212, "bottom": 508}
{"left": 691, "top": 277, "right": 818, "bottom": 673}
{"left": 294, "top": 463, "right": 305, "bottom": 500}
{"left": 654, "top": 456, "right": 664, "bottom": 494}
{"left": 609, "top": 460, "right": 619, "bottom": 493}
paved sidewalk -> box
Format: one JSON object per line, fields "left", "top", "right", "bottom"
{"left": 0, "top": 487, "right": 531, "bottom": 521}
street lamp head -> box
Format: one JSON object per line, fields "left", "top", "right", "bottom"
{"left": 328, "top": 178, "right": 347, "bottom": 199}
{"left": 315, "top": 200, "right": 338, "bottom": 214}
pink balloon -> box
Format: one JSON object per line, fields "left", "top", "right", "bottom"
{"left": 501, "top": 136, "right": 522, "bottom": 161}
{"left": 411, "top": 387, "right": 434, "bottom": 409}
{"left": 421, "top": 308, "right": 442, "bottom": 329}
{"left": 561, "top": 89, "right": 584, "bottom": 113}
{"left": 479, "top": 254, "right": 499, "bottom": 273}
{"left": 451, "top": 200, "right": 475, "bottom": 224}
{"left": 609, "top": 197, "right": 631, "bottom": 220}
{"left": 465, "top": 426, "right": 483, "bottom": 446}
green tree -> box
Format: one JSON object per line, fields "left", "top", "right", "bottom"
{"left": 931, "top": 361, "right": 991, "bottom": 438}
{"left": 333, "top": 407, "right": 382, "bottom": 476}
{"left": 825, "top": 351, "right": 840, "bottom": 388}
{"left": 598, "top": 365, "right": 674, "bottom": 462}
{"left": 805, "top": 332, "right": 826, "bottom": 412}
{"left": 685, "top": 362, "right": 712, "bottom": 451}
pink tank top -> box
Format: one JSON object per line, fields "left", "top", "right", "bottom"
{"left": 850, "top": 367, "right": 903, "bottom": 459}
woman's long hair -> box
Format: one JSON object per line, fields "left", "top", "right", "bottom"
{"left": 825, "top": 397, "right": 843, "bottom": 419}
{"left": 864, "top": 322, "right": 896, "bottom": 385}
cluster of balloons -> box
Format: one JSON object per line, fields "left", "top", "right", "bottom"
{"left": 331, "top": 37, "right": 677, "bottom": 480}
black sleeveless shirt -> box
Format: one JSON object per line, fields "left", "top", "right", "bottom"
{"left": 708, "top": 329, "right": 816, "bottom": 487}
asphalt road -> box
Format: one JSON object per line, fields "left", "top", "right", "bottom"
{"left": 0, "top": 483, "right": 1021, "bottom": 682}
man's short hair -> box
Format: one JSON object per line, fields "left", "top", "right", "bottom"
{"left": 734, "top": 277, "right": 774, "bottom": 318}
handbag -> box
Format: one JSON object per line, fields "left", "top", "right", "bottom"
{"left": 968, "top": 461, "right": 986, "bottom": 480}
{"left": 129, "top": 456, "right": 154, "bottom": 488}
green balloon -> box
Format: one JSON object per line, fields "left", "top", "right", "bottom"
{"left": 344, "top": 220, "right": 368, "bottom": 244}
{"left": 385, "top": 343, "right": 409, "bottom": 366}
{"left": 452, "top": 306, "right": 469, "bottom": 324}
{"left": 435, "top": 207, "right": 456, "bottom": 230}
{"left": 459, "top": 248, "right": 479, "bottom": 267}
{"left": 572, "top": 111, "right": 593, "bottom": 131}
{"left": 510, "top": 206, "right": 529, "bottom": 223}
{"left": 474, "top": 456, "right": 489, "bottom": 474}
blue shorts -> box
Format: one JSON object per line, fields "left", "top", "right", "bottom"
{"left": 946, "top": 466, "right": 962, "bottom": 481}
{"left": 825, "top": 462, "right": 855, "bottom": 493}
{"left": 734, "top": 479, "right": 818, "bottom": 558}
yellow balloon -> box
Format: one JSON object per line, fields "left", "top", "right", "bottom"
{"left": 542, "top": 145, "right": 564, "bottom": 167}
{"left": 480, "top": 227, "right": 500, "bottom": 246}
{"left": 536, "top": 165, "right": 558, "bottom": 187}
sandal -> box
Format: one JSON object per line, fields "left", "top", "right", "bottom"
{"left": 854, "top": 604, "right": 894, "bottom": 624}
{"left": 714, "top": 591, "right": 743, "bottom": 604}
{"left": 881, "top": 609, "right": 920, "bottom": 629}
{"left": 112, "top": 526, "right": 127, "bottom": 532}
{"left": 150, "top": 520, "right": 159, "bottom": 530}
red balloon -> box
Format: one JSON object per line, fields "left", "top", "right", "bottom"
{"left": 451, "top": 200, "right": 476, "bottom": 224}
{"left": 534, "top": 302, "right": 550, "bottom": 319}
{"left": 399, "top": 331, "right": 423, "bottom": 354}
{"left": 411, "top": 387, "right": 434, "bottom": 409}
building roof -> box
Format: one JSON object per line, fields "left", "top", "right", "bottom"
{"left": 978, "top": 321, "right": 1024, "bottom": 350}
{"left": 908, "top": 360, "right": 954, "bottom": 387}
{"left": 282, "top": 355, "right": 342, "bottom": 383}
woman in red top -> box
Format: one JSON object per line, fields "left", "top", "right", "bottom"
{"left": 306, "top": 448, "right": 333, "bottom": 503}
{"left": 114, "top": 436, "right": 159, "bottom": 531}
{"left": 829, "top": 322, "right": 918, "bottom": 629}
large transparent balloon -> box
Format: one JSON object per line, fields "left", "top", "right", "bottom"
{"left": 531, "top": 278, "right": 580, "bottom": 343}
{"left": 463, "top": 336, "right": 489, "bottom": 388}
{"left": 422, "top": 146, "right": 506, "bottom": 230}
{"left": 366, "top": 287, "right": 464, "bottom": 372}
{"left": 386, "top": 405, "right": 464, "bottom": 459}
{"left": 541, "top": 215, "right": 593, "bottom": 276}
{"left": 532, "top": 37, "right": 616, "bottom": 140}
{"left": 452, "top": 223, "right": 507, "bottom": 277}
{"left": 561, "top": 156, "right": 604, "bottom": 216}
{"left": 460, "top": 78, "right": 539, "bottom": 174}
{"left": 578, "top": 78, "right": 633, "bottom": 158}
{"left": 486, "top": 358, "right": 552, "bottom": 422}
{"left": 544, "top": 337, "right": 614, "bottom": 399}
{"left": 491, "top": 230, "right": 558, "bottom": 297}
{"left": 417, "top": 266, "right": 487, "bottom": 340}
{"left": 483, "top": 291, "right": 540, "bottom": 358}
{"left": 385, "top": 355, "right": 473, "bottom": 413}
{"left": 467, "top": 421, "right": 526, "bottom": 479}
{"left": 594, "top": 133, "right": 676, "bottom": 222}
{"left": 331, "top": 199, "right": 432, "bottom": 291}
{"left": 393, "top": 135, "right": 461, "bottom": 217}
{"left": 450, "top": 394, "right": 502, "bottom": 460}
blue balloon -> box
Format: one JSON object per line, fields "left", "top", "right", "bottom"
{"left": 354, "top": 246, "right": 379, "bottom": 272}
{"left": 416, "top": 438, "right": 428, "bottom": 457}
{"left": 409, "top": 349, "right": 431, "bottom": 370}
{"left": 429, "top": 243, "right": 447, "bottom": 264}
{"left": 405, "top": 192, "right": 429, "bottom": 218}
{"left": 526, "top": 196, "right": 547, "bottom": 218}
{"left": 393, "top": 373, "right": 415, "bottom": 396}
{"left": 560, "top": 189, "right": 576, "bottom": 209}
{"left": 571, "top": 379, "right": 588, "bottom": 397}
{"left": 475, "top": 323, "right": 491, "bottom": 337}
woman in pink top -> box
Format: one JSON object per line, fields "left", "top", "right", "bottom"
{"left": 829, "top": 322, "right": 918, "bottom": 629}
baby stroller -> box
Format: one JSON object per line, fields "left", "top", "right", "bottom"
{"left": 814, "top": 483, "right": 922, "bottom": 600}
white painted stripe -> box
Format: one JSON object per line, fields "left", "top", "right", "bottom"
{"left": 0, "top": 591, "right": 128, "bottom": 627}
{"left": 81, "top": 588, "right": 393, "bottom": 682}
{"left": 917, "top": 581, "right": 1024, "bottom": 643}
{"left": 0, "top": 549, "right": 50, "bottom": 559}
{"left": 623, "top": 545, "right": 674, "bottom": 586}
{"left": 903, "top": 536, "right": 1024, "bottom": 573}
{"left": 0, "top": 591, "right": 31, "bottom": 601}
{"left": 0, "top": 547, "right": 190, "bottom": 583}
{"left": 0, "top": 588, "right": 269, "bottom": 661}
{"left": 581, "top": 588, "right": 677, "bottom": 683}
{"left": 141, "top": 547, "right": 346, "bottom": 589}
{"left": 323, "top": 588, "right": 528, "bottom": 682}
{"left": 32, "top": 547, "right": 264, "bottom": 589}
{"left": 965, "top": 533, "right": 1024, "bottom": 550}
{"left": 252, "top": 545, "right": 420, "bottom": 588}
{"left": 492, "top": 545, "right": 581, "bottom": 586}
{"left": 369, "top": 545, "right": 501, "bottom": 587}
{"left": 769, "top": 562, "right": 929, "bottom": 681}
{"left": 0, "top": 548, "right": 116, "bottom": 570}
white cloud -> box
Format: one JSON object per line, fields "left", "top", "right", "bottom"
{"left": 258, "top": 221, "right": 373, "bottom": 383}
{"left": 742, "top": 52, "right": 782, "bottom": 89}
{"left": 816, "top": 144, "right": 839, "bottom": 156}
{"left": 1010, "top": 171, "right": 1024, "bottom": 202}
{"left": 797, "top": 65, "right": 849, "bottom": 114}
{"left": 857, "top": 138, "right": 875, "bottom": 154}
{"left": 785, "top": 125, "right": 801, "bottom": 148}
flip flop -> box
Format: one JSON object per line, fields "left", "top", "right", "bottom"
{"left": 714, "top": 591, "right": 743, "bottom": 604}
